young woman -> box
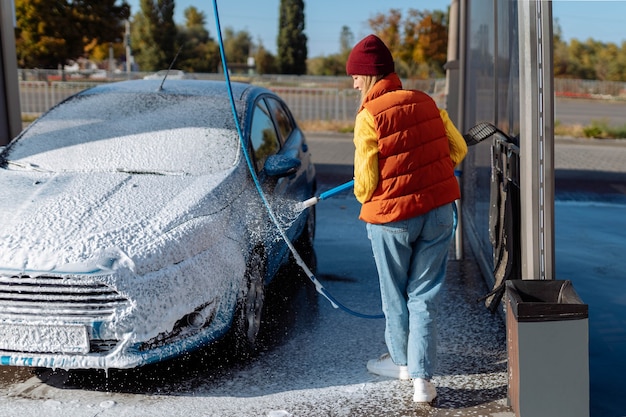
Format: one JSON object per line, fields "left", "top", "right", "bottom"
{"left": 346, "top": 34, "right": 468, "bottom": 404}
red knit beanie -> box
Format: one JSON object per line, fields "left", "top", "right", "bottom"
{"left": 346, "top": 34, "right": 395, "bottom": 76}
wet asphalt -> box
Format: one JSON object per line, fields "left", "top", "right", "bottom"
{"left": 307, "top": 131, "right": 626, "bottom": 417}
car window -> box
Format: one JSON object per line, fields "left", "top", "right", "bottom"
{"left": 265, "top": 97, "right": 294, "bottom": 144}
{"left": 250, "top": 100, "right": 280, "bottom": 172}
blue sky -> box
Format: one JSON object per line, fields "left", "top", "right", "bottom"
{"left": 126, "top": 1, "right": 626, "bottom": 57}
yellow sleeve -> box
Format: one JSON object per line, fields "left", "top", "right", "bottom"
{"left": 353, "top": 109, "right": 379, "bottom": 204}
{"left": 439, "top": 109, "right": 468, "bottom": 167}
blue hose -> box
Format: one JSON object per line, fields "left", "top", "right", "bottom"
{"left": 211, "top": 0, "right": 383, "bottom": 320}
{"left": 319, "top": 179, "right": 354, "bottom": 200}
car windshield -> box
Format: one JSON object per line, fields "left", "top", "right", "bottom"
{"left": 4, "top": 90, "right": 241, "bottom": 176}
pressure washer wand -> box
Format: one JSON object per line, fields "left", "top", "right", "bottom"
{"left": 299, "top": 179, "right": 354, "bottom": 209}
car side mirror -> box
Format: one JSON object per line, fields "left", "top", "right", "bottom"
{"left": 263, "top": 154, "right": 301, "bottom": 178}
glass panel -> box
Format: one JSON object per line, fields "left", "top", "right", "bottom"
{"left": 266, "top": 98, "right": 294, "bottom": 143}
{"left": 462, "top": 0, "right": 522, "bottom": 268}
{"left": 496, "top": 0, "right": 520, "bottom": 136}
{"left": 250, "top": 100, "right": 280, "bottom": 172}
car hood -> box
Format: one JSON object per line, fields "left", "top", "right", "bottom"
{"left": 0, "top": 166, "right": 247, "bottom": 275}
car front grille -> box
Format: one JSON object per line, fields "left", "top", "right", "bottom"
{"left": 0, "top": 274, "right": 130, "bottom": 322}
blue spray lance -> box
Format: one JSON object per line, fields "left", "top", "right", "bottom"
{"left": 211, "top": 0, "right": 383, "bottom": 320}
{"left": 297, "top": 179, "right": 355, "bottom": 210}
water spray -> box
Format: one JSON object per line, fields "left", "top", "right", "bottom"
{"left": 212, "top": 0, "right": 383, "bottom": 320}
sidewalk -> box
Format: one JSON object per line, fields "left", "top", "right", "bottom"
{"left": 555, "top": 136, "right": 626, "bottom": 174}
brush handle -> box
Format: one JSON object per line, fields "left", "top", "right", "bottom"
{"left": 318, "top": 179, "right": 355, "bottom": 200}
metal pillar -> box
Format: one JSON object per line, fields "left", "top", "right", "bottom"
{"left": 0, "top": 0, "right": 21, "bottom": 145}
{"left": 445, "top": 0, "right": 465, "bottom": 260}
{"left": 517, "top": 1, "right": 555, "bottom": 281}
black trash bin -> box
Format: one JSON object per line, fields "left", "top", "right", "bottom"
{"left": 506, "top": 279, "right": 589, "bottom": 417}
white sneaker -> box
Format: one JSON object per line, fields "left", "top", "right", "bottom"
{"left": 413, "top": 378, "right": 437, "bottom": 403}
{"left": 366, "top": 353, "right": 409, "bottom": 380}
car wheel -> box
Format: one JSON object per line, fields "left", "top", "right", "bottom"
{"left": 233, "top": 247, "right": 266, "bottom": 357}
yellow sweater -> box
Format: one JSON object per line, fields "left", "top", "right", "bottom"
{"left": 353, "top": 108, "right": 468, "bottom": 204}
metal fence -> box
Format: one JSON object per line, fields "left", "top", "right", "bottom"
{"left": 554, "top": 78, "right": 626, "bottom": 98}
{"left": 17, "top": 70, "right": 625, "bottom": 123}
{"left": 19, "top": 81, "right": 101, "bottom": 117}
{"left": 16, "top": 70, "right": 447, "bottom": 123}
{"left": 17, "top": 80, "right": 365, "bottom": 123}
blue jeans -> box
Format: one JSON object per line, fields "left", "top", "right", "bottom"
{"left": 366, "top": 203, "right": 455, "bottom": 379}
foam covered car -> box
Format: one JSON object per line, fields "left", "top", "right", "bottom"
{"left": 0, "top": 79, "right": 316, "bottom": 369}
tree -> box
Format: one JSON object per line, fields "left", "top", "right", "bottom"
{"left": 567, "top": 39, "right": 597, "bottom": 80}
{"left": 223, "top": 28, "right": 252, "bottom": 65}
{"left": 410, "top": 10, "right": 448, "bottom": 77}
{"left": 552, "top": 19, "right": 570, "bottom": 78}
{"left": 131, "top": 0, "right": 177, "bottom": 72}
{"left": 277, "top": 0, "right": 307, "bottom": 74}
{"left": 14, "top": 0, "right": 130, "bottom": 69}
{"left": 339, "top": 26, "right": 354, "bottom": 56}
{"left": 368, "top": 9, "right": 402, "bottom": 57}
{"left": 553, "top": 17, "right": 626, "bottom": 82}
{"left": 255, "top": 43, "right": 278, "bottom": 74}
{"left": 307, "top": 55, "right": 346, "bottom": 76}
{"left": 183, "top": 5, "right": 204, "bottom": 27}
{"left": 306, "top": 26, "right": 354, "bottom": 76}
{"left": 595, "top": 43, "right": 622, "bottom": 81}
{"left": 175, "top": 6, "right": 220, "bottom": 73}
{"left": 368, "top": 8, "right": 449, "bottom": 78}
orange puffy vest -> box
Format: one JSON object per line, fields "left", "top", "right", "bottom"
{"left": 359, "top": 84, "right": 460, "bottom": 224}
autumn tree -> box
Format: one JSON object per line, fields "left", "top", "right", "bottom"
{"left": 368, "top": 9, "right": 403, "bottom": 57}
{"left": 408, "top": 9, "right": 448, "bottom": 77}
{"left": 368, "top": 8, "right": 448, "bottom": 78}
{"left": 14, "top": 0, "right": 130, "bottom": 69}
{"left": 552, "top": 20, "right": 570, "bottom": 78}
{"left": 277, "top": 0, "right": 307, "bottom": 74}
{"left": 131, "top": 0, "right": 177, "bottom": 71}
{"left": 596, "top": 42, "right": 626, "bottom": 81}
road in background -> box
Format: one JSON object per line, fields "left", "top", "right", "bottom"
{"left": 555, "top": 97, "right": 626, "bottom": 127}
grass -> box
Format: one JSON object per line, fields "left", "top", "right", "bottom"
{"left": 301, "top": 117, "right": 626, "bottom": 139}
{"left": 301, "top": 119, "right": 626, "bottom": 140}
{"left": 555, "top": 119, "right": 626, "bottom": 139}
